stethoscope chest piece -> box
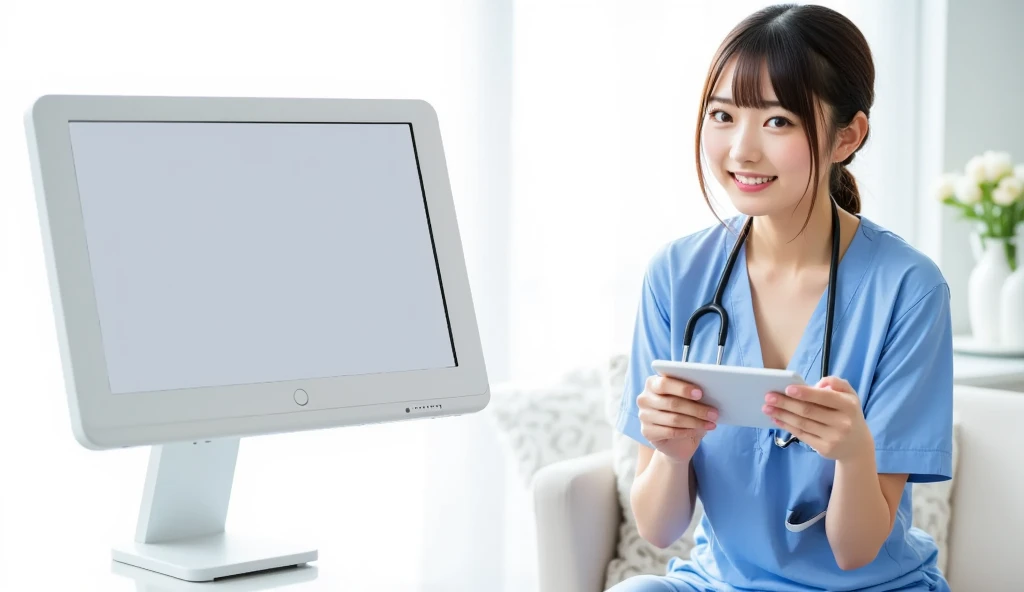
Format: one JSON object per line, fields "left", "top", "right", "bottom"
{"left": 774, "top": 431, "right": 800, "bottom": 448}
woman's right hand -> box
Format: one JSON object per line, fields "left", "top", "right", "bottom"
{"left": 637, "top": 374, "right": 719, "bottom": 463}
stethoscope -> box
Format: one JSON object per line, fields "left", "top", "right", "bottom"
{"left": 681, "top": 198, "right": 841, "bottom": 449}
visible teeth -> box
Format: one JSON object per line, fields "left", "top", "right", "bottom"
{"left": 735, "top": 174, "right": 775, "bottom": 185}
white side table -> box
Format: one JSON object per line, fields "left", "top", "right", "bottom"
{"left": 953, "top": 353, "right": 1024, "bottom": 392}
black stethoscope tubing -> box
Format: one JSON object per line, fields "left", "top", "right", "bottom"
{"left": 681, "top": 199, "right": 841, "bottom": 448}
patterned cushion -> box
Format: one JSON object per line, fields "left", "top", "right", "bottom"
{"left": 603, "top": 353, "right": 960, "bottom": 586}
{"left": 487, "top": 365, "right": 613, "bottom": 488}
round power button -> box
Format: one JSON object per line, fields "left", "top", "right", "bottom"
{"left": 293, "top": 389, "right": 309, "bottom": 406}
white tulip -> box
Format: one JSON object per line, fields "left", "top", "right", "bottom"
{"left": 983, "top": 150, "right": 1014, "bottom": 181}
{"left": 954, "top": 176, "right": 982, "bottom": 204}
{"left": 993, "top": 175, "right": 1023, "bottom": 206}
{"left": 1015, "top": 163, "right": 1024, "bottom": 182}
{"left": 965, "top": 155, "right": 988, "bottom": 183}
{"left": 933, "top": 173, "right": 958, "bottom": 201}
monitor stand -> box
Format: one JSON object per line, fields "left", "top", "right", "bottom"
{"left": 111, "top": 438, "right": 318, "bottom": 582}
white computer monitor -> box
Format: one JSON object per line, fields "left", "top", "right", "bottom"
{"left": 24, "top": 94, "right": 490, "bottom": 582}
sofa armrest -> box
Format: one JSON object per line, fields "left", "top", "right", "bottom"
{"left": 532, "top": 450, "right": 620, "bottom": 592}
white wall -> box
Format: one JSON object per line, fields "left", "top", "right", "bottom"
{"left": 840, "top": 0, "right": 925, "bottom": 246}
{"left": 918, "top": 0, "right": 1024, "bottom": 334}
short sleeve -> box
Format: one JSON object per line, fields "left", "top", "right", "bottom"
{"left": 864, "top": 283, "right": 954, "bottom": 483}
{"left": 615, "top": 260, "right": 672, "bottom": 449}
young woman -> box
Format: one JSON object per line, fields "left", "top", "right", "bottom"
{"left": 612, "top": 4, "right": 953, "bottom": 592}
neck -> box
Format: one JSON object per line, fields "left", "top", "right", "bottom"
{"left": 746, "top": 193, "right": 846, "bottom": 273}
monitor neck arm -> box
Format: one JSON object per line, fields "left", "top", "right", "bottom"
{"left": 135, "top": 438, "right": 239, "bottom": 543}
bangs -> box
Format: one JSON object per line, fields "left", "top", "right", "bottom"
{"left": 721, "top": 35, "right": 818, "bottom": 122}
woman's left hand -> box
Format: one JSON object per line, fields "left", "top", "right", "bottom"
{"left": 762, "top": 376, "right": 875, "bottom": 463}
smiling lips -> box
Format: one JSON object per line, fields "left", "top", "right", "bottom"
{"left": 731, "top": 172, "right": 778, "bottom": 193}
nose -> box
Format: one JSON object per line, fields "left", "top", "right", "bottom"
{"left": 729, "top": 120, "right": 762, "bottom": 165}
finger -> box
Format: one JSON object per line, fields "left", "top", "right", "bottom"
{"left": 764, "top": 393, "right": 842, "bottom": 425}
{"left": 766, "top": 407, "right": 827, "bottom": 439}
{"left": 649, "top": 375, "right": 703, "bottom": 400}
{"left": 640, "top": 408, "right": 717, "bottom": 431}
{"left": 771, "top": 416, "right": 826, "bottom": 449}
{"left": 642, "top": 423, "right": 702, "bottom": 443}
{"left": 782, "top": 384, "right": 848, "bottom": 410}
{"left": 646, "top": 392, "right": 718, "bottom": 422}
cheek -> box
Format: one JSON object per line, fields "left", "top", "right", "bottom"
{"left": 701, "top": 129, "right": 730, "bottom": 179}
{"left": 771, "top": 135, "right": 812, "bottom": 178}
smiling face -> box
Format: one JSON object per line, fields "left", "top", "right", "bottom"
{"left": 700, "top": 57, "right": 831, "bottom": 217}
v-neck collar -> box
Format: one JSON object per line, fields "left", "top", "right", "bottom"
{"left": 728, "top": 215, "right": 878, "bottom": 382}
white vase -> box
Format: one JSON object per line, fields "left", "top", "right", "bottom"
{"left": 1000, "top": 263, "right": 1024, "bottom": 349}
{"left": 968, "top": 236, "right": 1012, "bottom": 346}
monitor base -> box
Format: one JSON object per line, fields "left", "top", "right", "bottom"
{"left": 113, "top": 438, "right": 318, "bottom": 582}
{"left": 112, "top": 532, "right": 317, "bottom": 582}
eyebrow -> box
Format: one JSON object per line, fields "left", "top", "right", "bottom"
{"left": 709, "top": 95, "right": 783, "bottom": 108}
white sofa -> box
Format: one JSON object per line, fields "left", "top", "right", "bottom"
{"left": 532, "top": 383, "right": 1024, "bottom": 592}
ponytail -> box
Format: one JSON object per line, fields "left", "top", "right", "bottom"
{"left": 830, "top": 163, "right": 861, "bottom": 215}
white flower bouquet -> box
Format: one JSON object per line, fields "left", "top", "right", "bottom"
{"left": 935, "top": 150, "right": 1024, "bottom": 270}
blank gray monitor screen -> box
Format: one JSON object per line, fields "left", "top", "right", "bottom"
{"left": 67, "top": 121, "right": 456, "bottom": 395}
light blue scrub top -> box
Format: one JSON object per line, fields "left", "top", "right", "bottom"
{"left": 616, "top": 215, "right": 954, "bottom": 592}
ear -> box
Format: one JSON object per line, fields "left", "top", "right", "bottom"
{"left": 833, "top": 111, "right": 869, "bottom": 163}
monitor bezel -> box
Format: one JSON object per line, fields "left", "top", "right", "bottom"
{"left": 25, "top": 94, "right": 489, "bottom": 450}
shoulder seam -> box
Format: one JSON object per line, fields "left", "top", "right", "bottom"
{"left": 878, "top": 283, "right": 949, "bottom": 360}
{"left": 889, "top": 282, "right": 949, "bottom": 328}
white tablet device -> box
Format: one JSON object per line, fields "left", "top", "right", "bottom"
{"left": 650, "top": 360, "right": 806, "bottom": 429}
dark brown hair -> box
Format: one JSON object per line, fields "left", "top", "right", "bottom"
{"left": 694, "top": 3, "right": 874, "bottom": 231}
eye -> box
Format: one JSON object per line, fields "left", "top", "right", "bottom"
{"left": 708, "top": 109, "right": 731, "bottom": 123}
{"left": 766, "top": 116, "right": 792, "bottom": 128}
